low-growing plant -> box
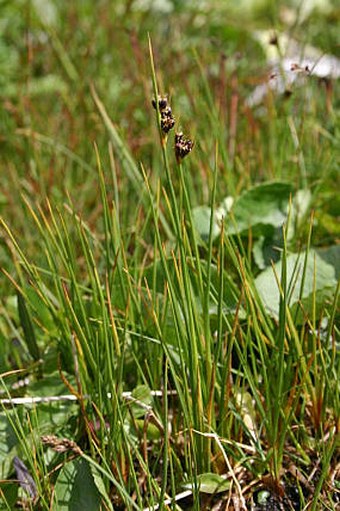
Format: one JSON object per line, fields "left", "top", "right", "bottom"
{"left": 1, "top": 13, "right": 339, "bottom": 511}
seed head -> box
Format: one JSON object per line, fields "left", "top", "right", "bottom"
{"left": 41, "top": 434, "right": 83, "bottom": 456}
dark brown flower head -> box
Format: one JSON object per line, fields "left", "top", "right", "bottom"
{"left": 161, "top": 107, "right": 175, "bottom": 133}
{"left": 175, "top": 132, "right": 194, "bottom": 162}
{"left": 161, "top": 105, "right": 172, "bottom": 117}
{"left": 152, "top": 95, "right": 168, "bottom": 111}
{"left": 152, "top": 95, "right": 175, "bottom": 135}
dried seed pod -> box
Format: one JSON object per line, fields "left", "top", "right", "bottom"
{"left": 41, "top": 434, "right": 83, "bottom": 456}
{"left": 175, "top": 132, "right": 194, "bottom": 162}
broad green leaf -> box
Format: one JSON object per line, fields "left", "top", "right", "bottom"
{"left": 192, "top": 206, "right": 221, "bottom": 243}
{"left": 226, "top": 182, "right": 293, "bottom": 237}
{"left": 131, "top": 384, "right": 152, "bottom": 404}
{"left": 89, "top": 465, "right": 113, "bottom": 511}
{"left": 192, "top": 198, "right": 233, "bottom": 244}
{"left": 317, "top": 245, "right": 340, "bottom": 280}
{"left": 287, "top": 188, "right": 312, "bottom": 240}
{"left": 255, "top": 250, "right": 337, "bottom": 319}
{"left": 54, "top": 458, "right": 101, "bottom": 511}
{"left": 133, "top": 419, "right": 162, "bottom": 441}
{"left": 252, "top": 231, "right": 282, "bottom": 270}
{"left": 129, "top": 384, "right": 153, "bottom": 419}
{"left": 250, "top": 188, "right": 311, "bottom": 268}
{"left": 0, "top": 412, "right": 18, "bottom": 479}
{"left": 235, "top": 390, "right": 258, "bottom": 442}
{"left": 183, "top": 473, "right": 230, "bottom": 494}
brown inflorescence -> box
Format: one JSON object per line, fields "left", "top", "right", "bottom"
{"left": 152, "top": 95, "right": 175, "bottom": 135}
{"left": 174, "top": 131, "right": 194, "bottom": 163}
{"left": 41, "top": 434, "right": 83, "bottom": 456}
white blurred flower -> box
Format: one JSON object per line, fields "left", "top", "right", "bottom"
{"left": 247, "top": 31, "right": 340, "bottom": 107}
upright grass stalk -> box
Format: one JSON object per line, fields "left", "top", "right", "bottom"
{"left": 148, "top": 37, "right": 205, "bottom": 475}
{"left": 1, "top": 382, "right": 50, "bottom": 510}
{"left": 270, "top": 225, "right": 288, "bottom": 481}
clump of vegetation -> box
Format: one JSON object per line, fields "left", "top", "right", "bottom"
{"left": 0, "top": 1, "right": 339, "bottom": 510}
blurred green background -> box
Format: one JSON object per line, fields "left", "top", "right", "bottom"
{"left": 1, "top": 0, "right": 339, "bottom": 272}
